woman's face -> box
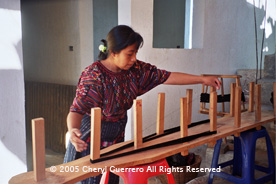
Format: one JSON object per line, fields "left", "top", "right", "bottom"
{"left": 112, "top": 43, "right": 137, "bottom": 71}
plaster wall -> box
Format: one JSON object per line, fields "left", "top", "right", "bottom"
{"left": 22, "top": 0, "right": 93, "bottom": 85}
{"left": 79, "top": 0, "right": 94, "bottom": 72}
{"left": 130, "top": 0, "right": 275, "bottom": 136}
{"left": 93, "top": 0, "right": 118, "bottom": 62}
{"left": 0, "top": 0, "right": 26, "bottom": 183}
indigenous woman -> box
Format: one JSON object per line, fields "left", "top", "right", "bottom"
{"left": 64, "top": 25, "right": 220, "bottom": 184}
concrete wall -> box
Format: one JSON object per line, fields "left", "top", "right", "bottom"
{"left": 0, "top": 0, "right": 27, "bottom": 183}
{"left": 22, "top": 0, "right": 93, "bottom": 85}
{"left": 22, "top": 0, "right": 119, "bottom": 85}
{"left": 153, "top": 0, "right": 185, "bottom": 48}
{"left": 93, "top": 0, "right": 118, "bottom": 61}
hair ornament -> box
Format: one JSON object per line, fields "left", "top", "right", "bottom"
{"left": 99, "top": 44, "right": 107, "bottom": 53}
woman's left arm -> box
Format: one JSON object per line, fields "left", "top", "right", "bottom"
{"left": 163, "top": 72, "right": 221, "bottom": 90}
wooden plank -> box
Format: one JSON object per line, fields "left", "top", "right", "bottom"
{"left": 208, "top": 141, "right": 217, "bottom": 146}
{"left": 180, "top": 97, "right": 188, "bottom": 138}
{"left": 200, "top": 85, "right": 205, "bottom": 110}
{"left": 32, "top": 118, "right": 45, "bottom": 181}
{"left": 220, "top": 78, "right": 225, "bottom": 113}
{"left": 236, "top": 78, "right": 240, "bottom": 87}
{"left": 255, "top": 84, "right": 261, "bottom": 121}
{"left": 204, "top": 85, "right": 208, "bottom": 109}
{"left": 230, "top": 83, "right": 236, "bottom": 116}
{"left": 273, "top": 82, "right": 276, "bottom": 124}
{"left": 235, "top": 86, "right": 242, "bottom": 128}
{"left": 180, "top": 97, "right": 188, "bottom": 156}
{"left": 186, "top": 89, "right": 193, "bottom": 125}
{"left": 156, "top": 93, "right": 165, "bottom": 135}
{"left": 202, "top": 74, "right": 242, "bottom": 78}
{"left": 134, "top": 99, "right": 143, "bottom": 149}
{"left": 209, "top": 92, "right": 217, "bottom": 132}
{"left": 99, "top": 113, "right": 274, "bottom": 158}
{"left": 198, "top": 110, "right": 227, "bottom": 117}
{"left": 248, "top": 82, "right": 255, "bottom": 112}
{"left": 10, "top": 111, "right": 275, "bottom": 184}
{"left": 90, "top": 108, "right": 101, "bottom": 160}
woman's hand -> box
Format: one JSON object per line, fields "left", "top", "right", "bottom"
{"left": 202, "top": 76, "right": 221, "bottom": 90}
{"left": 69, "top": 128, "right": 88, "bottom": 152}
{"left": 67, "top": 112, "right": 86, "bottom": 152}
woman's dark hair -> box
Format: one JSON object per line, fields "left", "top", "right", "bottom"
{"left": 98, "top": 25, "right": 143, "bottom": 60}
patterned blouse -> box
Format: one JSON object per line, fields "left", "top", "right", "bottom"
{"left": 70, "top": 60, "right": 171, "bottom": 122}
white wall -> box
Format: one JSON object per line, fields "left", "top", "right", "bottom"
{"left": 0, "top": 0, "right": 27, "bottom": 183}
{"left": 79, "top": 0, "right": 94, "bottom": 71}
{"left": 129, "top": 0, "right": 275, "bottom": 136}
{"left": 22, "top": 0, "right": 93, "bottom": 85}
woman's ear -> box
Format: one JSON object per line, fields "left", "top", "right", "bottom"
{"left": 110, "top": 51, "right": 116, "bottom": 58}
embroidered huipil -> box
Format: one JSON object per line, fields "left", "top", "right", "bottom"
{"left": 70, "top": 60, "right": 171, "bottom": 122}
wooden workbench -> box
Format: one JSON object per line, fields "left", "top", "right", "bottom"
{"left": 9, "top": 110, "right": 275, "bottom": 184}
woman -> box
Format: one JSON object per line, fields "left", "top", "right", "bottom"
{"left": 64, "top": 25, "right": 220, "bottom": 184}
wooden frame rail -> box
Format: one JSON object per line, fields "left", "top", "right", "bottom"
{"left": 199, "top": 74, "right": 246, "bottom": 117}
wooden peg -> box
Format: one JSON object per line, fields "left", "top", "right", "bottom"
{"left": 255, "top": 84, "right": 261, "bottom": 121}
{"left": 248, "top": 82, "right": 255, "bottom": 112}
{"left": 236, "top": 77, "right": 241, "bottom": 87}
{"left": 230, "top": 83, "right": 236, "bottom": 116}
{"left": 180, "top": 97, "right": 188, "bottom": 156}
{"left": 181, "top": 150, "right": 189, "bottom": 156}
{"left": 220, "top": 78, "right": 225, "bottom": 113}
{"left": 201, "top": 85, "right": 206, "bottom": 110}
{"left": 273, "top": 82, "right": 276, "bottom": 124}
{"left": 134, "top": 99, "right": 143, "bottom": 149}
{"left": 210, "top": 86, "right": 216, "bottom": 92}
{"left": 156, "top": 93, "right": 165, "bottom": 135}
{"left": 234, "top": 132, "right": 240, "bottom": 137}
{"left": 180, "top": 97, "right": 188, "bottom": 138}
{"left": 256, "top": 126, "right": 262, "bottom": 131}
{"left": 90, "top": 107, "right": 101, "bottom": 160}
{"left": 186, "top": 89, "right": 193, "bottom": 125}
{"left": 235, "top": 86, "right": 242, "bottom": 128}
{"left": 209, "top": 91, "right": 217, "bottom": 132}
{"left": 32, "top": 118, "right": 45, "bottom": 181}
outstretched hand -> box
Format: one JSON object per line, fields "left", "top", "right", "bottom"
{"left": 202, "top": 76, "right": 221, "bottom": 90}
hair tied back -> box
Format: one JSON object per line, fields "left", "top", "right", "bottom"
{"left": 99, "top": 45, "right": 106, "bottom": 53}
{"left": 99, "top": 39, "right": 107, "bottom": 53}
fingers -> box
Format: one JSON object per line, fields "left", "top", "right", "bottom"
{"left": 70, "top": 129, "right": 88, "bottom": 152}
{"left": 202, "top": 76, "right": 221, "bottom": 90}
{"left": 214, "top": 78, "right": 221, "bottom": 90}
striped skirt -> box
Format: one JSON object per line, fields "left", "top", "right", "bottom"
{"left": 64, "top": 114, "right": 127, "bottom": 184}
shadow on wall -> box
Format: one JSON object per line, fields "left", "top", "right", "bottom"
{"left": 0, "top": 0, "right": 27, "bottom": 178}
{"left": 246, "top": 0, "right": 276, "bottom": 71}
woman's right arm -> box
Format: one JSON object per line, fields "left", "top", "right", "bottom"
{"left": 67, "top": 112, "right": 87, "bottom": 152}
